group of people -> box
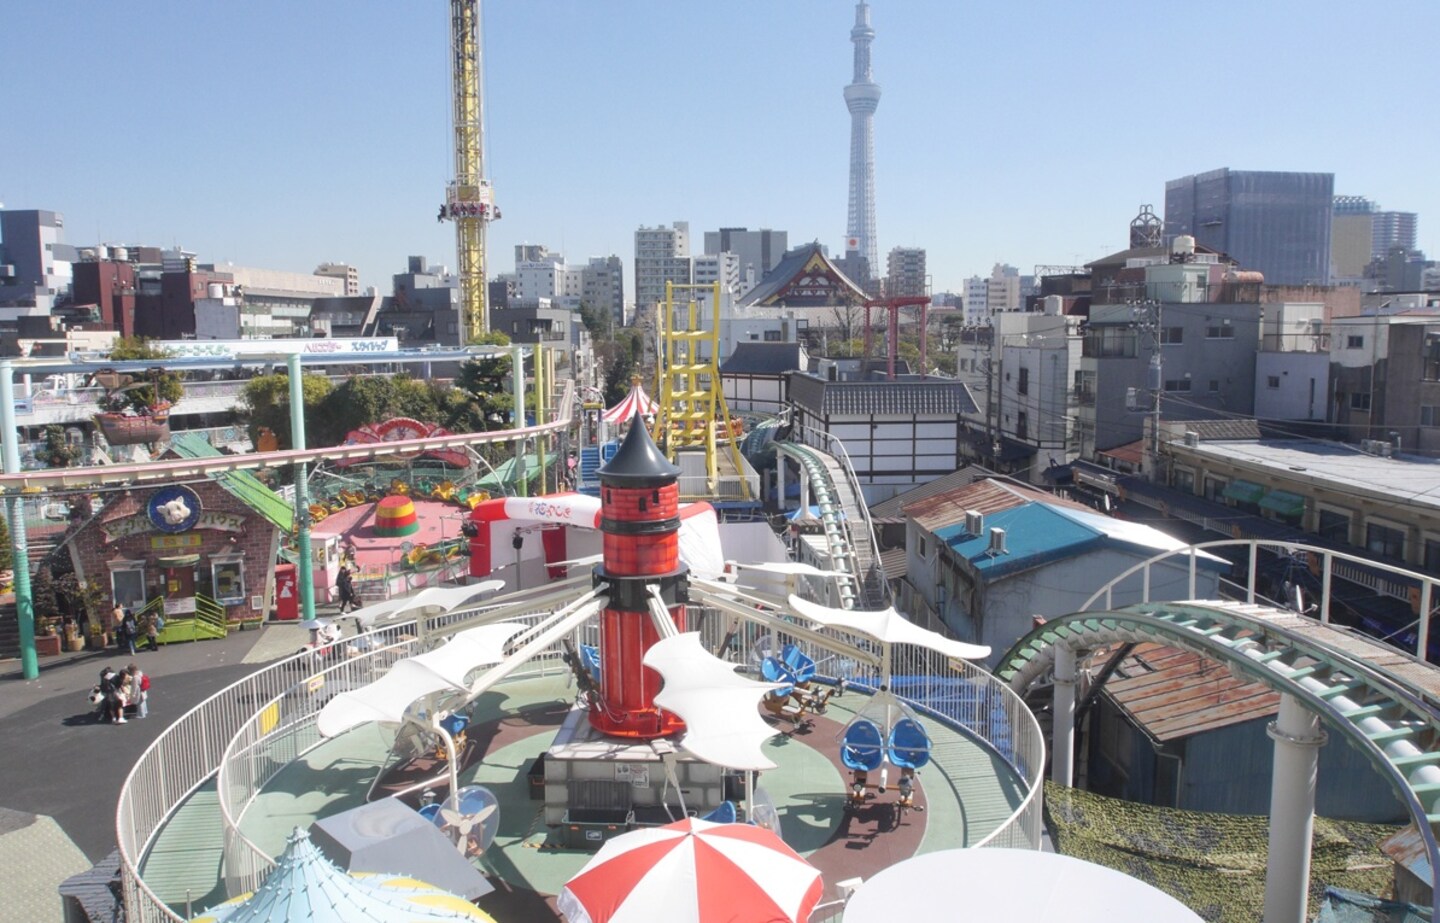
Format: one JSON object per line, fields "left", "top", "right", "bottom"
{"left": 94, "top": 662, "right": 150, "bottom": 724}
{"left": 111, "top": 603, "right": 162, "bottom": 655}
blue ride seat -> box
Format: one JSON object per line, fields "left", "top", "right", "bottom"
{"left": 760, "top": 656, "right": 796, "bottom": 698}
{"left": 580, "top": 644, "right": 602, "bottom": 686}
{"left": 700, "top": 801, "right": 738, "bottom": 824}
{"left": 887, "top": 717, "right": 932, "bottom": 770}
{"left": 438, "top": 713, "right": 470, "bottom": 737}
{"left": 780, "top": 644, "right": 817, "bottom": 684}
{"left": 840, "top": 718, "right": 885, "bottom": 772}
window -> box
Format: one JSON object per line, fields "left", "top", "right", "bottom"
{"left": 1160, "top": 326, "right": 1184, "bottom": 345}
{"left": 1366, "top": 523, "right": 1405, "bottom": 561}
{"left": 763, "top": 330, "right": 782, "bottom": 341}
{"left": 1209, "top": 379, "right": 1220, "bottom": 392}
{"left": 1267, "top": 375, "right": 1281, "bottom": 389}
{"left": 210, "top": 556, "right": 246, "bottom": 606}
{"left": 1422, "top": 405, "right": 1440, "bottom": 428}
{"left": 1017, "top": 367, "right": 1029, "bottom": 395}
{"left": 1343, "top": 334, "right": 1365, "bottom": 349}
{"left": 1350, "top": 392, "right": 1372, "bottom": 411}
{"left": 1016, "top": 411, "right": 1028, "bottom": 441}
{"left": 1163, "top": 379, "right": 1192, "bottom": 392}
{"left": 918, "top": 536, "right": 928, "bottom": 558}
{"left": 1318, "top": 509, "right": 1350, "bottom": 543}
{"left": 1206, "top": 322, "right": 1234, "bottom": 339}
{"left": 109, "top": 564, "right": 147, "bottom": 611}
{"left": 1426, "top": 538, "right": 1440, "bottom": 576}
{"left": 1173, "top": 468, "right": 1195, "bottom": 492}
{"left": 1083, "top": 327, "right": 1137, "bottom": 358}
{"left": 1425, "top": 334, "right": 1440, "bottom": 381}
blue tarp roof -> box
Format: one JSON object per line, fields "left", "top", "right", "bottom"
{"left": 935, "top": 500, "right": 1229, "bottom": 582}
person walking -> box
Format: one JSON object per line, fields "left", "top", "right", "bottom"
{"left": 336, "top": 566, "right": 359, "bottom": 615}
{"left": 118, "top": 607, "right": 139, "bottom": 656}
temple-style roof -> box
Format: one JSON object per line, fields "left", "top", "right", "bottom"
{"left": 738, "top": 243, "right": 868, "bottom": 308}
{"left": 719, "top": 342, "right": 806, "bottom": 375}
{"left": 788, "top": 372, "right": 978, "bottom": 417}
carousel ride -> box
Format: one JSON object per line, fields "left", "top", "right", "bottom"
{"left": 302, "top": 418, "right": 991, "bottom": 909}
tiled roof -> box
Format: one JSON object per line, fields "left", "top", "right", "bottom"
{"left": 788, "top": 373, "right": 978, "bottom": 417}
{"left": 739, "top": 243, "right": 868, "bottom": 307}
{"left": 1179, "top": 419, "right": 1262, "bottom": 441}
{"left": 720, "top": 342, "right": 805, "bottom": 375}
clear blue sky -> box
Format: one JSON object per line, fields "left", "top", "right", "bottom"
{"left": 3, "top": 1, "right": 1437, "bottom": 296}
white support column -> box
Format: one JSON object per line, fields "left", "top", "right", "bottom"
{"left": 1263, "top": 693, "right": 1327, "bottom": 923}
{"left": 1051, "top": 645, "right": 1077, "bottom": 786}
{"left": 799, "top": 469, "right": 811, "bottom": 515}
{"left": 776, "top": 455, "right": 785, "bottom": 508}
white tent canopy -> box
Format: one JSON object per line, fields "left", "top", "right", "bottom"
{"left": 601, "top": 383, "right": 659, "bottom": 424}
{"left": 787, "top": 594, "right": 991, "bottom": 662}
{"left": 317, "top": 621, "right": 525, "bottom": 738}
{"left": 645, "top": 633, "right": 786, "bottom": 771}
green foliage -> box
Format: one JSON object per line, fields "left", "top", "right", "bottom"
{"left": 31, "top": 567, "right": 58, "bottom": 618}
{"left": 467, "top": 330, "right": 511, "bottom": 347}
{"left": 447, "top": 354, "right": 517, "bottom": 433}
{"left": 239, "top": 373, "right": 334, "bottom": 448}
{"left": 56, "top": 573, "right": 110, "bottom": 623}
{"left": 35, "top": 425, "right": 80, "bottom": 468}
{"left": 107, "top": 336, "right": 172, "bottom": 361}
{"left": 0, "top": 510, "right": 11, "bottom": 575}
{"left": 311, "top": 375, "right": 443, "bottom": 445}
{"left": 1045, "top": 782, "right": 1399, "bottom": 922}
{"left": 102, "top": 337, "right": 184, "bottom": 411}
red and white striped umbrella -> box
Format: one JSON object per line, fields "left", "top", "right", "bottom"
{"left": 557, "top": 818, "right": 823, "bottom": 923}
{"left": 601, "top": 383, "right": 659, "bottom": 424}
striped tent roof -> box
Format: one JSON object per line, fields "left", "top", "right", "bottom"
{"left": 189, "top": 828, "right": 496, "bottom": 923}
{"left": 601, "top": 384, "right": 658, "bottom": 424}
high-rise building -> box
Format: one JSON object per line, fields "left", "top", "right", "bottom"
{"left": 885, "top": 247, "right": 927, "bottom": 297}
{"left": 986, "top": 263, "right": 1021, "bottom": 315}
{"left": 1164, "top": 168, "right": 1334, "bottom": 286}
{"left": 1372, "top": 211, "right": 1418, "bottom": 259}
{"left": 843, "top": 2, "right": 881, "bottom": 284}
{"left": 515, "top": 253, "right": 565, "bottom": 305}
{"left": 515, "top": 244, "right": 550, "bottom": 267}
{"left": 634, "top": 222, "right": 691, "bottom": 314}
{"left": 314, "top": 262, "right": 359, "bottom": 296}
{"left": 702, "top": 228, "right": 788, "bottom": 291}
{"left": 580, "top": 255, "right": 625, "bottom": 327}
{"left": 963, "top": 276, "right": 989, "bottom": 326}
{"left": 1331, "top": 196, "right": 1377, "bottom": 281}
{"left": 0, "top": 209, "right": 75, "bottom": 315}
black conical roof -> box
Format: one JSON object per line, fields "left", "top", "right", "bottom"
{"left": 598, "top": 414, "right": 680, "bottom": 485}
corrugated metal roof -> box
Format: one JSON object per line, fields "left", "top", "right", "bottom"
{"left": 936, "top": 502, "right": 1107, "bottom": 579}
{"left": 1102, "top": 642, "right": 1280, "bottom": 743}
{"left": 1099, "top": 440, "right": 1145, "bottom": 466}
{"left": 878, "top": 546, "right": 908, "bottom": 580}
{"left": 787, "top": 373, "right": 978, "bottom": 417}
{"left": 906, "top": 478, "right": 1088, "bottom": 532}
{"left": 869, "top": 466, "right": 994, "bottom": 519}
{"left": 1379, "top": 825, "right": 1434, "bottom": 881}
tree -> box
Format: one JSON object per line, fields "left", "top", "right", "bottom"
{"left": 448, "top": 353, "right": 516, "bottom": 434}
{"left": 103, "top": 337, "right": 184, "bottom": 411}
{"left": 0, "top": 508, "right": 11, "bottom": 576}
{"left": 35, "top": 425, "right": 80, "bottom": 468}
{"left": 311, "top": 375, "right": 442, "bottom": 445}
{"left": 239, "top": 372, "right": 334, "bottom": 448}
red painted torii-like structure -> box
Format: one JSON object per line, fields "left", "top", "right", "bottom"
{"left": 863, "top": 296, "right": 931, "bottom": 381}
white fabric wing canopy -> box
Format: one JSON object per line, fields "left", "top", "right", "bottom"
{"left": 351, "top": 580, "right": 506, "bottom": 629}
{"left": 787, "top": 594, "right": 991, "bottom": 661}
{"left": 317, "top": 621, "right": 525, "bottom": 737}
{"left": 644, "top": 633, "right": 786, "bottom": 771}
{"left": 601, "top": 384, "right": 659, "bottom": 424}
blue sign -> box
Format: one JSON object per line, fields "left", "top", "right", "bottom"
{"left": 147, "top": 485, "right": 202, "bottom": 534}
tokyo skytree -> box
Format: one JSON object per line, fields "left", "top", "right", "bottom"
{"left": 844, "top": 2, "right": 881, "bottom": 280}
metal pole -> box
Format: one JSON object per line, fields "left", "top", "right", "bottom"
{"left": 287, "top": 355, "right": 315, "bottom": 623}
{"left": 0, "top": 360, "right": 38, "bottom": 679}
{"left": 512, "top": 345, "right": 526, "bottom": 498}
{"left": 536, "top": 345, "right": 547, "bottom": 494}
{"left": 1263, "top": 693, "right": 1326, "bottom": 923}
{"left": 1051, "top": 644, "right": 1076, "bottom": 786}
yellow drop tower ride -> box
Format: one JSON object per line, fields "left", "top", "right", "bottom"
{"left": 442, "top": 0, "right": 495, "bottom": 341}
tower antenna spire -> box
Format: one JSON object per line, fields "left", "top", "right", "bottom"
{"left": 844, "top": 2, "right": 881, "bottom": 284}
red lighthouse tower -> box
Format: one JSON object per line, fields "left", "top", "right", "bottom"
{"left": 590, "top": 416, "right": 688, "bottom": 739}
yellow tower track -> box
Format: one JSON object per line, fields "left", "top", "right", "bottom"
{"left": 448, "top": 0, "right": 491, "bottom": 340}
{"left": 656, "top": 282, "right": 750, "bottom": 497}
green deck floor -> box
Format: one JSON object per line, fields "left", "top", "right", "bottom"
{"left": 146, "top": 673, "right": 1029, "bottom": 914}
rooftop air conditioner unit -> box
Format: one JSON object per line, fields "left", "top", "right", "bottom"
{"left": 964, "top": 509, "right": 984, "bottom": 536}
{"left": 1183, "top": 431, "right": 1199, "bottom": 447}
{"left": 987, "top": 527, "right": 1008, "bottom": 557}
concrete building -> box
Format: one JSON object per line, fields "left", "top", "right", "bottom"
{"left": 990, "top": 302, "right": 1082, "bottom": 481}
{"left": 1254, "top": 302, "right": 1329, "bottom": 422}
{"left": 580, "top": 255, "right": 625, "bottom": 327}
{"left": 703, "top": 228, "right": 787, "bottom": 292}
{"left": 384, "top": 256, "right": 461, "bottom": 346}
{"left": 1076, "top": 248, "right": 1262, "bottom": 457}
{"left": 986, "top": 263, "right": 1021, "bottom": 315}
{"left": 885, "top": 247, "right": 927, "bottom": 297}
{"left": 314, "top": 262, "right": 360, "bottom": 296}
{"left": 0, "top": 209, "right": 75, "bottom": 316}
{"left": 691, "top": 252, "right": 741, "bottom": 309}
{"left": 1329, "top": 313, "right": 1440, "bottom": 452}
{"left": 71, "top": 256, "right": 139, "bottom": 336}
{"left": 898, "top": 477, "right": 1222, "bottom": 662}
{"left": 515, "top": 253, "right": 565, "bottom": 306}
{"left": 1165, "top": 169, "right": 1334, "bottom": 286}
{"left": 963, "top": 275, "right": 988, "bottom": 326}
{"left": 1373, "top": 211, "right": 1419, "bottom": 258}
{"left": 634, "top": 222, "right": 691, "bottom": 316}
{"left": 515, "top": 244, "right": 551, "bottom": 266}
{"left": 201, "top": 263, "right": 345, "bottom": 339}
{"left": 1331, "top": 196, "right": 1376, "bottom": 282}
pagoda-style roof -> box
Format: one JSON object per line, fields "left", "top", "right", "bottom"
{"left": 739, "top": 243, "right": 868, "bottom": 308}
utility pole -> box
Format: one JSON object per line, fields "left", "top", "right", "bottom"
{"left": 1131, "top": 299, "right": 1163, "bottom": 479}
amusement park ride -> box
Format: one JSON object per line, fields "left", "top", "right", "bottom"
{"left": 315, "top": 418, "right": 990, "bottom": 849}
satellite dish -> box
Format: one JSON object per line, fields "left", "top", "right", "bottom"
{"left": 432, "top": 785, "right": 500, "bottom": 857}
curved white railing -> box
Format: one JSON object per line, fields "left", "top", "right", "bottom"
{"left": 1082, "top": 538, "right": 1440, "bottom": 661}
{"left": 125, "top": 601, "right": 1045, "bottom": 921}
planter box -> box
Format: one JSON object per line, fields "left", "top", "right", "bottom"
{"left": 34, "top": 634, "right": 62, "bottom": 656}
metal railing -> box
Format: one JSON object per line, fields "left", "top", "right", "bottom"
{"left": 125, "top": 593, "right": 1044, "bottom": 921}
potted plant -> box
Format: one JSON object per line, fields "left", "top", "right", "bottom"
{"left": 32, "top": 614, "right": 61, "bottom": 656}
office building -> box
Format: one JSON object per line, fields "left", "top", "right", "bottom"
{"left": 885, "top": 247, "right": 927, "bottom": 297}
{"left": 634, "top": 222, "right": 691, "bottom": 314}
{"left": 702, "top": 228, "right": 788, "bottom": 291}
{"left": 1165, "top": 169, "right": 1334, "bottom": 286}
{"left": 0, "top": 209, "right": 75, "bottom": 315}
{"left": 314, "top": 262, "right": 360, "bottom": 296}
{"left": 580, "top": 256, "right": 625, "bottom": 327}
